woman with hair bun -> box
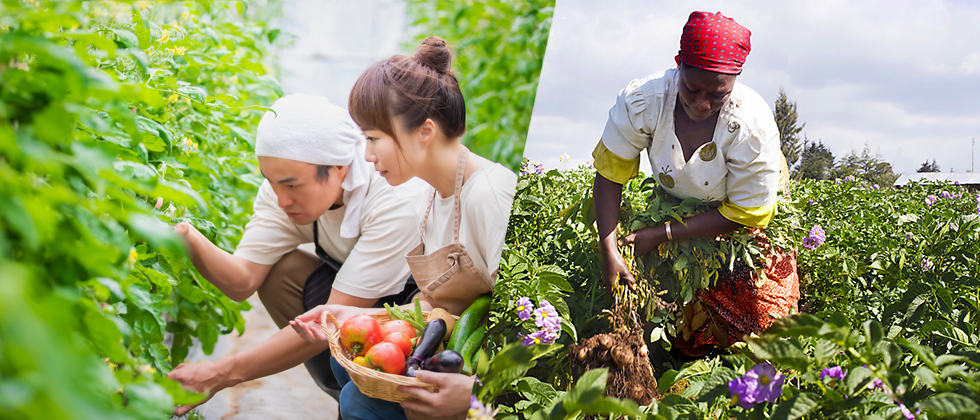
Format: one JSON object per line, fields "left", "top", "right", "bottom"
{"left": 291, "top": 36, "right": 516, "bottom": 420}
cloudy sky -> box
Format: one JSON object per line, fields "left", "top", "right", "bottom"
{"left": 525, "top": 0, "right": 980, "bottom": 175}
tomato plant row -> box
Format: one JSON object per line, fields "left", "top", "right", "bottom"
{"left": 0, "top": 1, "right": 282, "bottom": 418}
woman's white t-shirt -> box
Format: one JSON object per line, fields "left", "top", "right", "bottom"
{"left": 415, "top": 163, "right": 517, "bottom": 284}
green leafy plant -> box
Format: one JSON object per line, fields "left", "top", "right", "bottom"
{"left": 0, "top": 1, "right": 282, "bottom": 417}
{"left": 493, "top": 163, "right": 980, "bottom": 419}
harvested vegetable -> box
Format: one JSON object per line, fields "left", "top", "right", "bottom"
{"left": 405, "top": 318, "right": 447, "bottom": 377}
{"left": 447, "top": 294, "right": 491, "bottom": 352}
{"left": 427, "top": 307, "right": 456, "bottom": 338}
{"left": 422, "top": 350, "right": 464, "bottom": 374}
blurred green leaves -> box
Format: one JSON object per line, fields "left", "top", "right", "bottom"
{"left": 406, "top": 0, "right": 554, "bottom": 171}
{"left": 0, "top": 0, "right": 280, "bottom": 417}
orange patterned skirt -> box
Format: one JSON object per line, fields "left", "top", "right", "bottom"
{"left": 691, "top": 230, "right": 800, "bottom": 349}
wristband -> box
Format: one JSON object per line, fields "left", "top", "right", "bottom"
{"left": 664, "top": 220, "right": 673, "bottom": 241}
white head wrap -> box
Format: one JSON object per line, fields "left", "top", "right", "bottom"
{"left": 255, "top": 94, "right": 371, "bottom": 239}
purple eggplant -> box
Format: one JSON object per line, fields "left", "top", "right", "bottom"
{"left": 422, "top": 350, "right": 464, "bottom": 374}
{"left": 404, "top": 318, "right": 447, "bottom": 377}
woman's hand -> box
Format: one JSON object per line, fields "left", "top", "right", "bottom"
{"left": 397, "top": 371, "right": 474, "bottom": 417}
{"left": 600, "top": 248, "right": 636, "bottom": 291}
{"left": 289, "top": 304, "right": 368, "bottom": 343}
{"left": 619, "top": 224, "right": 666, "bottom": 257}
{"left": 594, "top": 173, "right": 638, "bottom": 292}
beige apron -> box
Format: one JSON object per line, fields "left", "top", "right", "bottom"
{"left": 403, "top": 149, "right": 494, "bottom": 420}
{"left": 405, "top": 148, "right": 495, "bottom": 316}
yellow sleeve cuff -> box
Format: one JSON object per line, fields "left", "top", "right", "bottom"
{"left": 719, "top": 200, "right": 776, "bottom": 228}
{"left": 592, "top": 141, "right": 640, "bottom": 185}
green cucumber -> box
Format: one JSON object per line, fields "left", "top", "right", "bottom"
{"left": 447, "top": 294, "right": 492, "bottom": 352}
{"left": 459, "top": 327, "right": 486, "bottom": 365}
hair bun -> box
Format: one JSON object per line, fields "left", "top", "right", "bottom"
{"left": 414, "top": 36, "right": 453, "bottom": 75}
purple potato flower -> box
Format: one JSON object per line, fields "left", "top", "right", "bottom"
{"left": 538, "top": 327, "right": 560, "bottom": 344}
{"left": 925, "top": 195, "right": 938, "bottom": 206}
{"left": 468, "top": 396, "right": 496, "bottom": 420}
{"left": 921, "top": 258, "right": 934, "bottom": 272}
{"left": 519, "top": 329, "right": 550, "bottom": 346}
{"left": 744, "top": 363, "right": 785, "bottom": 403}
{"left": 870, "top": 378, "right": 884, "bottom": 391}
{"left": 516, "top": 297, "right": 534, "bottom": 321}
{"left": 728, "top": 376, "right": 757, "bottom": 409}
{"left": 820, "top": 366, "right": 847, "bottom": 382}
{"left": 519, "top": 160, "right": 545, "bottom": 176}
{"left": 899, "top": 403, "right": 921, "bottom": 420}
{"left": 940, "top": 191, "right": 952, "bottom": 199}
{"left": 905, "top": 232, "right": 913, "bottom": 240}
{"left": 802, "top": 225, "right": 826, "bottom": 250}
{"left": 534, "top": 300, "right": 560, "bottom": 329}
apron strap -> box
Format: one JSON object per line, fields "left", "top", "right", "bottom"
{"left": 417, "top": 147, "right": 469, "bottom": 245}
{"left": 451, "top": 147, "right": 467, "bottom": 244}
{"left": 311, "top": 220, "right": 342, "bottom": 271}
{"left": 312, "top": 220, "right": 328, "bottom": 260}
{"left": 418, "top": 190, "right": 438, "bottom": 243}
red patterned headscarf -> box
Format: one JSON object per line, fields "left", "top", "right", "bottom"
{"left": 675, "top": 11, "right": 751, "bottom": 75}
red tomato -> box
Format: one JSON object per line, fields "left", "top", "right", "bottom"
{"left": 383, "top": 332, "right": 413, "bottom": 357}
{"left": 381, "top": 320, "right": 417, "bottom": 340}
{"left": 365, "top": 342, "right": 406, "bottom": 375}
{"left": 339, "top": 315, "right": 383, "bottom": 357}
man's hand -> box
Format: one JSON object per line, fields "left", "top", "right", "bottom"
{"left": 289, "top": 304, "right": 371, "bottom": 343}
{"left": 169, "top": 221, "right": 272, "bottom": 302}
{"left": 167, "top": 358, "right": 238, "bottom": 416}
{"left": 397, "top": 371, "right": 474, "bottom": 417}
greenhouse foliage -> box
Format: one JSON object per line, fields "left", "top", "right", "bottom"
{"left": 0, "top": 1, "right": 282, "bottom": 418}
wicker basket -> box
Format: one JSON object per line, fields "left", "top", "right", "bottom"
{"left": 320, "top": 310, "right": 440, "bottom": 402}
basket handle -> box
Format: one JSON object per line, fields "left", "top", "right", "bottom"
{"left": 319, "top": 310, "right": 342, "bottom": 346}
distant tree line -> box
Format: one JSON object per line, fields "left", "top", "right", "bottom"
{"left": 773, "top": 89, "right": 944, "bottom": 187}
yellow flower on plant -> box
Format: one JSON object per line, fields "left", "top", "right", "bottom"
{"left": 157, "top": 29, "right": 170, "bottom": 43}
{"left": 167, "top": 93, "right": 179, "bottom": 103}
{"left": 181, "top": 11, "right": 190, "bottom": 20}
{"left": 135, "top": 1, "right": 151, "bottom": 10}
{"left": 182, "top": 137, "right": 198, "bottom": 151}
{"left": 173, "top": 46, "right": 187, "bottom": 56}
{"left": 141, "top": 364, "right": 157, "bottom": 374}
{"left": 128, "top": 248, "right": 138, "bottom": 263}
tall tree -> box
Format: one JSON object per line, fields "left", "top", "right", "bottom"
{"left": 774, "top": 88, "right": 804, "bottom": 166}
{"left": 831, "top": 145, "right": 899, "bottom": 186}
{"left": 793, "top": 139, "right": 835, "bottom": 180}
{"left": 917, "top": 159, "right": 941, "bottom": 172}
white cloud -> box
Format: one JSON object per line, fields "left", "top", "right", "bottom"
{"left": 527, "top": 0, "right": 980, "bottom": 174}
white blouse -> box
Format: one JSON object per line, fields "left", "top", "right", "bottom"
{"left": 594, "top": 68, "right": 783, "bottom": 227}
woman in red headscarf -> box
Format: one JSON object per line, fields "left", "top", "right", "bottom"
{"left": 592, "top": 11, "right": 799, "bottom": 357}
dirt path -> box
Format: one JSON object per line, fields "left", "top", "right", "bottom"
{"left": 183, "top": 296, "right": 339, "bottom": 420}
